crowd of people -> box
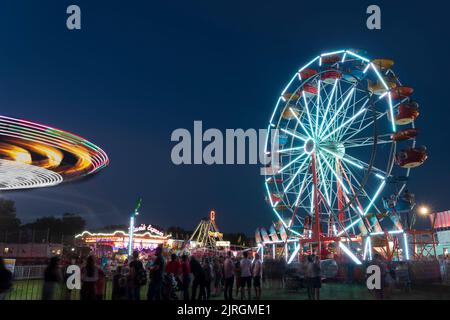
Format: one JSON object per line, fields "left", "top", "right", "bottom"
{"left": 95, "top": 247, "right": 263, "bottom": 301}
{"left": 2, "top": 250, "right": 448, "bottom": 301}
{"left": 0, "top": 247, "right": 264, "bottom": 301}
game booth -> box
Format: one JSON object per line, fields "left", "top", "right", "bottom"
{"left": 75, "top": 224, "right": 183, "bottom": 261}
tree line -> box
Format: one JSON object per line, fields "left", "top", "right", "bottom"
{"left": 0, "top": 198, "right": 250, "bottom": 246}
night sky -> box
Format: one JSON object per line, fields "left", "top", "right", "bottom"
{"left": 0, "top": 1, "right": 448, "bottom": 235}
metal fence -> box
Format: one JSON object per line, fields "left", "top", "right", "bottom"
{"left": 12, "top": 265, "right": 47, "bottom": 280}
{"left": 5, "top": 264, "right": 145, "bottom": 300}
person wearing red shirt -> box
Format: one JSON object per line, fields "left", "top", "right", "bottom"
{"left": 166, "top": 253, "right": 182, "bottom": 276}
{"left": 181, "top": 254, "right": 191, "bottom": 300}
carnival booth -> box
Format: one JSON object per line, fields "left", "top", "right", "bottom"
{"left": 75, "top": 224, "right": 177, "bottom": 256}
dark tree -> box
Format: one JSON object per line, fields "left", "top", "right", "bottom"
{"left": 24, "top": 216, "right": 62, "bottom": 232}
{"left": 0, "top": 198, "right": 21, "bottom": 231}
{"left": 61, "top": 213, "right": 86, "bottom": 235}
{"left": 96, "top": 224, "right": 128, "bottom": 232}
{"left": 24, "top": 214, "right": 86, "bottom": 235}
{"left": 223, "top": 232, "right": 249, "bottom": 246}
{"left": 167, "top": 226, "right": 191, "bottom": 239}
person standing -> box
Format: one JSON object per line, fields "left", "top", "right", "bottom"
{"left": 190, "top": 256, "right": 206, "bottom": 300}
{"left": 203, "top": 257, "right": 213, "bottom": 300}
{"left": 112, "top": 266, "right": 127, "bottom": 300}
{"left": 42, "top": 256, "right": 63, "bottom": 300}
{"left": 212, "top": 257, "right": 222, "bottom": 297}
{"left": 347, "top": 261, "right": 355, "bottom": 284}
{"left": 0, "top": 257, "right": 12, "bottom": 300}
{"left": 180, "top": 254, "right": 191, "bottom": 301}
{"left": 81, "top": 256, "right": 99, "bottom": 300}
{"left": 223, "top": 251, "right": 234, "bottom": 300}
{"left": 240, "top": 251, "right": 252, "bottom": 300}
{"left": 96, "top": 267, "right": 106, "bottom": 300}
{"left": 166, "top": 253, "right": 182, "bottom": 279}
{"left": 128, "top": 251, "right": 146, "bottom": 300}
{"left": 311, "top": 255, "right": 321, "bottom": 300}
{"left": 165, "top": 253, "right": 182, "bottom": 300}
{"left": 305, "top": 255, "right": 314, "bottom": 300}
{"left": 252, "top": 253, "right": 262, "bottom": 300}
{"left": 234, "top": 258, "right": 241, "bottom": 297}
{"left": 371, "top": 253, "right": 386, "bottom": 300}
{"left": 147, "top": 246, "right": 165, "bottom": 300}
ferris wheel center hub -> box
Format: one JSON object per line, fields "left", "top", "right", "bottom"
{"left": 304, "top": 138, "right": 315, "bottom": 154}
{"left": 317, "top": 141, "right": 346, "bottom": 159}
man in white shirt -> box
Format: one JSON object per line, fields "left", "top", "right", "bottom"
{"left": 252, "top": 253, "right": 262, "bottom": 300}
{"left": 240, "top": 251, "right": 252, "bottom": 300}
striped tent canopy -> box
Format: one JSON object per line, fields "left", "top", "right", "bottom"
{"left": 430, "top": 210, "right": 450, "bottom": 229}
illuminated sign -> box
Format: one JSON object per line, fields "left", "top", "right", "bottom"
{"left": 216, "top": 241, "right": 230, "bottom": 247}
{"left": 132, "top": 224, "right": 164, "bottom": 237}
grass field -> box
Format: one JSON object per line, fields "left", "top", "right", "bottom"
{"left": 5, "top": 279, "right": 450, "bottom": 300}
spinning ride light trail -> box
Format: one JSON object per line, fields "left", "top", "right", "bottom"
{"left": 264, "top": 49, "right": 426, "bottom": 262}
{"left": 0, "top": 115, "right": 109, "bottom": 190}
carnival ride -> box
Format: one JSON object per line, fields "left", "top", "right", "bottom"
{"left": 261, "top": 49, "right": 427, "bottom": 264}
{"left": 0, "top": 115, "right": 109, "bottom": 190}
{"left": 188, "top": 210, "right": 225, "bottom": 251}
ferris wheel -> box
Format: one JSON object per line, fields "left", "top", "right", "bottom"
{"left": 263, "top": 49, "right": 427, "bottom": 245}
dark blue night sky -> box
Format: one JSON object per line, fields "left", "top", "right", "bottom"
{"left": 0, "top": 1, "right": 448, "bottom": 234}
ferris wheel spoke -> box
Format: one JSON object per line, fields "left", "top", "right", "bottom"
{"left": 320, "top": 147, "right": 364, "bottom": 171}
{"left": 278, "top": 151, "right": 307, "bottom": 174}
{"left": 317, "top": 151, "right": 350, "bottom": 194}
{"left": 317, "top": 79, "right": 339, "bottom": 135}
{"left": 309, "top": 185, "right": 315, "bottom": 215}
{"left": 335, "top": 98, "right": 371, "bottom": 139}
{"left": 340, "top": 153, "right": 389, "bottom": 178}
{"left": 341, "top": 112, "right": 387, "bottom": 143}
{"left": 343, "top": 138, "right": 393, "bottom": 149}
{"left": 280, "top": 128, "right": 308, "bottom": 142}
{"left": 277, "top": 146, "right": 304, "bottom": 154}
{"left": 301, "top": 91, "right": 315, "bottom": 135}
{"left": 288, "top": 108, "right": 313, "bottom": 139}
{"left": 320, "top": 86, "right": 355, "bottom": 139}
{"left": 321, "top": 107, "right": 367, "bottom": 141}
{"left": 293, "top": 173, "right": 314, "bottom": 208}
{"left": 319, "top": 152, "right": 366, "bottom": 220}
{"left": 341, "top": 161, "right": 382, "bottom": 214}
{"left": 343, "top": 133, "right": 391, "bottom": 145}
{"left": 283, "top": 156, "right": 311, "bottom": 192}
{"left": 339, "top": 162, "right": 367, "bottom": 207}
{"left": 294, "top": 172, "right": 311, "bottom": 207}
{"left": 316, "top": 154, "right": 331, "bottom": 206}
{"left": 315, "top": 80, "right": 321, "bottom": 136}
{"left": 361, "top": 180, "right": 387, "bottom": 216}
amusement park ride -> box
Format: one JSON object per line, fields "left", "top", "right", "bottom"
{"left": 0, "top": 115, "right": 108, "bottom": 190}
{"left": 189, "top": 210, "right": 227, "bottom": 251}
{"left": 260, "top": 49, "right": 428, "bottom": 265}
